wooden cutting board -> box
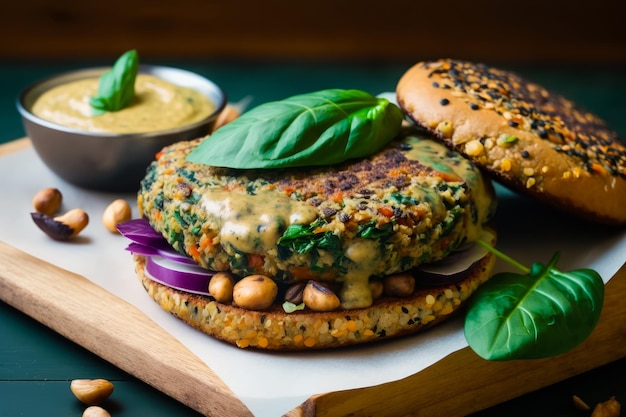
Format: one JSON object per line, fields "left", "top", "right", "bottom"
{"left": 2, "top": 138, "right": 626, "bottom": 417}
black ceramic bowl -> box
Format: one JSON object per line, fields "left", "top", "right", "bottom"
{"left": 17, "top": 65, "right": 226, "bottom": 192}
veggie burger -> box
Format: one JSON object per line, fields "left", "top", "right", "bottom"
{"left": 121, "top": 59, "right": 626, "bottom": 350}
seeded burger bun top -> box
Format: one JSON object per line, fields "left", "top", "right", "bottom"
{"left": 396, "top": 59, "right": 626, "bottom": 226}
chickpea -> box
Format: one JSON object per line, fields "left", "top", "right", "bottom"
{"left": 32, "top": 187, "right": 62, "bottom": 215}
{"left": 383, "top": 273, "right": 415, "bottom": 298}
{"left": 233, "top": 275, "right": 278, "bottom": 310}
{"left": 369, "top": 280, "right": 384, "bottom": 300}
{"left": 102, "top": 199, "right": 132, "bottom": 233}
{"left": 303, "top": 281, "right": 340, "bottom": 312}
{"left": 208, "top": 272, "right": 235, "bottom": 303}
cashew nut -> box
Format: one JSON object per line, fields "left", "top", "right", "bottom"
{"left": 284, "top": 281, "right": 307, "bottom": 305}
{"left": 82, "top": 406, "right": 111, "bottom": 417}
{"left": 31, "top": 208, "right": 89, "bottom": 241}
{"left": 70, "top": 378, "right": 114, "bottom": 405}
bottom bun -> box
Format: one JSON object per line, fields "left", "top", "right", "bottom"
{"left": 133, "top": 249, "right": 496, "bottom": 350}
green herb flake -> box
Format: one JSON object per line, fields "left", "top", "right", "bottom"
{"left": 186, "top": 89, "right": 404, "bottom": 169}
{"left": 282, "top": 301, "right": 305, "bottom": 313}
{"left": 89, "top": 49, "right": 139, "bottom": 115}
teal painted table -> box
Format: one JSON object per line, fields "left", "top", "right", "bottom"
{"left": 1, "top": 60, "right": 625, "bottom": 416}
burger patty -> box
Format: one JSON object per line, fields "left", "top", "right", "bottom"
{"left": 138, "top": 132, "right": 495, "bottom": 308}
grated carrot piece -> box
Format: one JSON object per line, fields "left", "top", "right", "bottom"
{"left": 378, "top": 206, "right": 394, "bottom": 218}
{"left": 247, "top": 253, "right": 264, "bottom": 268}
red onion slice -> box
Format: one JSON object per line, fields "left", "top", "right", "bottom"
{"left": 117, "top": 218, "right": 166, "bottom": 244}
{"left": 126, "top": 242, "right": 198, "bottom": 265}
{"left": 118, "top": 218, "right": 197, "bottom": 265}
{"left": 145, "top": 256, "right": 213, "bottom": 295}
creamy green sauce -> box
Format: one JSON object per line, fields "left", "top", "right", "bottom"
{"left": 341, "top": 239, "right": 380, "bottom": 308}
{"left": 200, "top": 189, "right": 318, "bottom": 254}
{"left": 403, "top": 136, "right": 493, "bottom": 241}
{"left": 32, "top": 74, "right": 215, "bottom": 133}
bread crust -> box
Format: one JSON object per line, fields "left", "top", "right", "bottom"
{"left": 396, "top": 59, "right": 626, "bottom": 225}
{"left": 134, "top": 249, "right": 495, "bottom": 350}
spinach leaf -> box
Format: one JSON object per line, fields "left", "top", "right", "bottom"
{"left": 356, "top": 220, "right": 394, "bottom": 239}
{"left": 278, "top": 220, "right": 341, "bottom": 256}
{"left": 186, "top": 89, "right": 404, "bottom": 169}
{"left": 89, "top": 49, "right": 139, "bottom": 114}
{"left": 464, "top": 251, "right": 604, "bottom": 361}
{"left": 390, "top": 192, "right": 418, "bottom": 206}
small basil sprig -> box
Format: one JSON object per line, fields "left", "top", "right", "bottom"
{"left": 185, "top": 89, "right": 404, "bottom": 169}
{"left": 89, "top": 49, "right": 139, "bottom": 115}
{"left": 464, "top": 242, "right": 605, "bottom": 361}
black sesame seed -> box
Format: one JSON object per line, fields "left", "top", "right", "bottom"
{"left": 521, "top": 150, "right": 530, "bottom": 158}
{"left": 440, "top": 98, "right": 450, "bottom": 106}
{"left": 508, "top": 120, "right": 519, "bottom": 127}
{"left": 470, "top": 103, "right": 479, "bottom": 110}
{"left": 538, "top": 129, "right": 548, "bottom": 139}
{"left": 432, "top": 81, "right": 440, "bottom": 88}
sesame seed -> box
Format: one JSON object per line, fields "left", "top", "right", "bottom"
{"left": 432, "top": 81, "right": 440, "bottom": 88}
{"left": 436, "top": 120, "right": 454, "bottom": 137}
{"left": 465, "top": 140, "right": 484, "bottom": 156}
{"left": 421, "top": 59, "right": 626, "bottom": 180}
{"left": 440, "top": 98, "right": 450, "bottom": 106}
{"left": 521, "top": 150, "right": 530, "bottom": 158}
{"left": 500, "top": 159, "right": 512, "bottom": 171}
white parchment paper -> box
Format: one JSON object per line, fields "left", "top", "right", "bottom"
{"left": 1, "top": 146, "right": 625, "bottom": 417}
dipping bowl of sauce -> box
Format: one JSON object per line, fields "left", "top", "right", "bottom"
{"left": 17, "top": 65, "right": 227, "bottom": 191}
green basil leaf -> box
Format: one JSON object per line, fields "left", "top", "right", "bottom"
{"left": 464, "top": 252, "right": 605, "bottom": 361}
{"left": 89, "top": 49, "right": 139, "bottom": 114}
{"left": 186, "top": 89, "right": 404, "bottom": 169}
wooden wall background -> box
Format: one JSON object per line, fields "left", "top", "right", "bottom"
{"left": 1, "top": 0, "right": 625, "bottom": 65}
